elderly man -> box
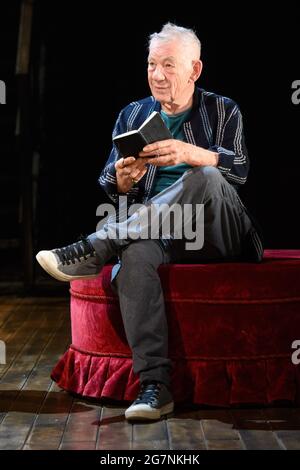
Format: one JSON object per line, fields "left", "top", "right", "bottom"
{"left": 36, "top": 23, "right": 263, "bottom": 421}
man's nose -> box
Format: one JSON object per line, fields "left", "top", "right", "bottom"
{"left": 152, "top": 65, "right": 165, "bottom": 81}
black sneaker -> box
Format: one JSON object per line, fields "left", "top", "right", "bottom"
{"left": 36, "top": 237, "right": 103, "bottom": 282}
{"left": 125, "top": 382, "right": 174, "bottom": 421}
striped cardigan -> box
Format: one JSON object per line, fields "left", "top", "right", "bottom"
{"left": 99, "top": 87, "right": 249, "bottom": 204}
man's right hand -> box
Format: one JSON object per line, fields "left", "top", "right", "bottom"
{"left": 115, "top": 157, "right": 148, "bottom": 194}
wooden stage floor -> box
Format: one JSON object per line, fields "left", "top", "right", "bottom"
{"left": 0, "top": 296, "right": 299, "bottom": 450}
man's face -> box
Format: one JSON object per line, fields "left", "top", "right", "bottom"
{"left": 147, "top": 39, "right": 196, "bottom": 108}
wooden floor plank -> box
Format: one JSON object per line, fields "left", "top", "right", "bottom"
{"left": 23, "top": 381, "right": 73, "bottom": 449}
{"left": 60, "top": 399, "right": 101, "bottom": 448}
{"left": 0, "top": 306, "right": 69, "bottom": 421}
{"left": 206, "top": 439, "right": 244, "bottom": 450}
{"left": 0, "top": 306, "right": 40, "bottom": 378}
{"left": 132, "top": 420, "right": 169, "bottom": 450}
{"left": 0, "top": 296, "right": 23, "bottom": 329}
{"left": 0, "top": 298, "right": 68, "bottom": 380}
{"left": 201, "top": 418, "right": 240, "bottom": 441}
{"left": 167, "top": 418, "right": 204, "bottom": 450}
{"left": 0, "top": 309, "right": 66, "bottom": 389}
{"left": 97, "top": 406, "right": 132, "bottom": 450}
{"left": 59, "top": 441, "right": 97, "bottom": 450}
{"left": 0, "top": 298, "right": 71, "bottom": 449}
{"left": 132, "top": 439, "right": 170, "bottom": 450}
{"left": 278, "top": 436, "right": 300, "bottom": 450}
{"left": 238, "top": 429, "right": 283, "bottom": 450}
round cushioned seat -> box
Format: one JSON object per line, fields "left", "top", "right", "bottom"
{"left": 51, "top": 250, "right": 300, "bottom": 406}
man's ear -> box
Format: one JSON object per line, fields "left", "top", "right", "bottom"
{"left": 190, "top": 60, "right": 203, "bottom": 83}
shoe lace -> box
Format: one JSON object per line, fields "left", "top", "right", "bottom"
{"left": 54, "top": 237, "right": 95, "bottom": 266}
{"left": 135, "top": 383, "right": 160, "bottom": 406}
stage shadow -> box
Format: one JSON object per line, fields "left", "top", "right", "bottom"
{"left": 1, "top": 389, "right": 300, "bottom": 431}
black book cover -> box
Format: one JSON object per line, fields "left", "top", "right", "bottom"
{"left": 113, "top": 111, "right": 173, "bottom": 158}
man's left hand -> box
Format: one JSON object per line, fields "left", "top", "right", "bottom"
{"left": 139, "top": 139, "right": 219, "bottom": 167}
{"left": 139, "top": 139, "right": 189, "bottom": 166}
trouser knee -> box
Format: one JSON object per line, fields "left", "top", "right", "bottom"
{"left": 182, "top": 166, "right": 228, "bottom": 199}
{"left": 114, "top": 240, "right": 165, "bottom": 293}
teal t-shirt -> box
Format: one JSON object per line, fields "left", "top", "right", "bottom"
{"left": 151, "top": 109, "right": 193, "bottom": 196}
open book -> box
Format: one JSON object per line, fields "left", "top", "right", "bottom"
{"left": 113, "top": 111, "right": 173, "bottom": 158}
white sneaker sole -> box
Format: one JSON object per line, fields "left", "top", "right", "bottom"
{"left": 36, "top": 251, "right": 99, "bottom": 282}
{"left": 125, "top": 401, "right": 174, "bottom": 421}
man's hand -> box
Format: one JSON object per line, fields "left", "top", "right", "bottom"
{"left": 115, "top": 157, "right": 148, "bottom": 193}
{"left": 139, "top": 139, "right": 219, "bottom": 167}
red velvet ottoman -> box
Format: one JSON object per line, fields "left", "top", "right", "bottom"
{"left": 51, "top": 250, "right": 300, "bottom": 407}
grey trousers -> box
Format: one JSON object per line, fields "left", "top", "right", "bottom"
{"left": 89, "top": 166, "right": 263, "bottom": 388}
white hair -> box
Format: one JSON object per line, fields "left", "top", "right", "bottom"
{"left": 148, "top": 23, "right": 201, "bottom": 59}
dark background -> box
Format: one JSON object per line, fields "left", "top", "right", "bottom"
{"left": 1, "top": 1, "right": 299, "bottom": 287}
